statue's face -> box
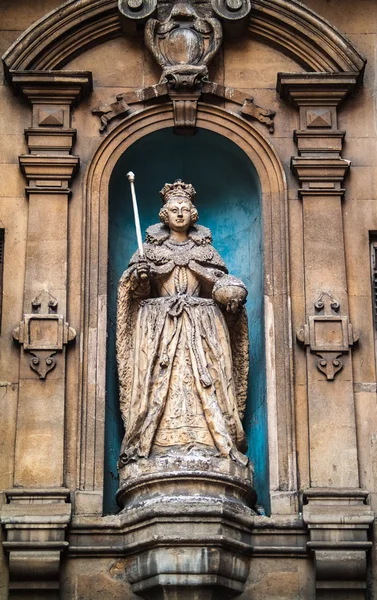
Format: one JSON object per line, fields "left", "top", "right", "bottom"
{"left": 166, "top": 199, "right": 192, "bottom": 232}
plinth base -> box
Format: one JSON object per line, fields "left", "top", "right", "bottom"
{"left": 117, "top": 451, "right": 256, "bottom": 599}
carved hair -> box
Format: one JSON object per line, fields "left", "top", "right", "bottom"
{"left": 159, "top": 200, "right": 199, "bottom": 227}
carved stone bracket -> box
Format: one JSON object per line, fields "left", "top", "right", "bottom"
{"left": 13, "top": 290, "right": 76, "bottom": 379}
{"left": 1, "top": 489, "right": 71, "bottom": 598}
{"left": 303, "top": 489, "right": 373, "bottom": 596}
{"left": 297, "top": 292, "right": 359, "bottom": 380}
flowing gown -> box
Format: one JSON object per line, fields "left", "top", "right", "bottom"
{"left": 117, "top": 225, "right": 249, "bottom": 467}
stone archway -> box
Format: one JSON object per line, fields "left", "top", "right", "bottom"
{"left": 3, "top": 0, "right": 365, "bottom": 73}
{"left": 80, "top": 102, "right": 294, "bottom": 516}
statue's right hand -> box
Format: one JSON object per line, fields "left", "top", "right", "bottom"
{"left": 136, "top": 259, "right": 150, "bottom": 281}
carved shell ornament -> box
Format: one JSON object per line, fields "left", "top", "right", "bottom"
{"left": 145, "top": 2, "right": 222, "bottom": 83}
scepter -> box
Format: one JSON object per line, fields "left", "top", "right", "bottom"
{"left": 127, "top": 171, "right": 148, "bottom": 280}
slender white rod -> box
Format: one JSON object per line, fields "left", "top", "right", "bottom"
{"left": 127, "top": 171, "right": 144, "bottom": 257}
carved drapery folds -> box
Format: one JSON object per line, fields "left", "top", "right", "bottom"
{"left": 114, "top": 180, "right": 256, "bottom": 599}
{"left": 93, "top": 80, "right": 275, "bottom": 133}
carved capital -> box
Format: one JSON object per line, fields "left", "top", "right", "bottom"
{"left": 19, "top": 154, "right": 80, "bottom": 190}
{"left": 13, "top": 290, "right": 76, "bottom": 379}
{"left": 9, "top": 70, "right": 93, "bottom": 106}
{"left": 277, "top": 72, "right": 360, "bottom": 109}
{"left": 279, "top": 73, "right": 357, "bottom": 175}
{"left": 9, "top": 71, "right": 92, "bottom": 160}
{"left": 291, "top": 156, "right": 350, "bottom": 198}
{"left": 297, "top": 293, "right": 358, "bottom": 380}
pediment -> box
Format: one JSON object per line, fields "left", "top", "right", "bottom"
{"left": 2, "top": 0, "right": 366, "bottom": 77}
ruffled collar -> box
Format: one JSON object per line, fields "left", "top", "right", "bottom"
{"left": 145, "top": 223, "right": 212, "bottom": 246}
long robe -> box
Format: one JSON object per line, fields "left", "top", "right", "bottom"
{"left": 116, "top": 223, "right": 249, "bottom": 467}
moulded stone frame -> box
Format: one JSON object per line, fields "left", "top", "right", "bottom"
{"left": 2, "top": 0, "right": 366, "bottom": 75}
{"left": 79, "top": 102, "right": 296, "bottom": 515}
{"left": 309, "top": 315, "right": 350, "bottom": 353}
{"left": 22, "top": 313, "right": 64, "bottom": 351}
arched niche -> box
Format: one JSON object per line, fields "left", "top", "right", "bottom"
{"left": 81, "top": 103, "right": 295, "bottom": 516}
{"left": 105, "top": 128, "right": 265, "bottom": 513}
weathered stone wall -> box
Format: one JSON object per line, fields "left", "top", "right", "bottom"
{"left": 0, "top": 0, "right": 376, "bottom": 598}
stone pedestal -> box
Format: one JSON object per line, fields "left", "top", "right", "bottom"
{"left": 117, "top": 453, "right": 256, "bottom": 599}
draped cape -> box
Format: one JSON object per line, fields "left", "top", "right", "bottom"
{"left": 116, "top": 223, "right": 249, "bottom": 462}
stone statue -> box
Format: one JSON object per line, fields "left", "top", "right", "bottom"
{"left": 116, "top": 179, "right": 250, "bottom": 469}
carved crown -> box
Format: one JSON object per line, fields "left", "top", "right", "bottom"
{"left": 160, "top": 179, "right": 196, "bottom": 203}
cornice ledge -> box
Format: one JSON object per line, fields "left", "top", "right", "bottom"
{"left": 277, "top": 72, "right": 360, "bottom": 107}
{"left": 8, "top": 70, "right": 93, "bottom": 104}
{"left": 2, "top": 0, "right": 365, "bottom": 79}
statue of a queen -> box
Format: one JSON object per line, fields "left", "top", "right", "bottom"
{"left": 116, "top": 179, "right": 250, "bottom": 469}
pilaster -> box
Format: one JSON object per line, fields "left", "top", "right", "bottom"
{"left": 2, "top": 71, "right": 92, "bottom": 599}
{"left": 278, "top": 72, "right": 372, "bottom": 596}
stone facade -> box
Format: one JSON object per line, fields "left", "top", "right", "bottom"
{"left": 0, "top": 0, "right": 376, "bottom": 598}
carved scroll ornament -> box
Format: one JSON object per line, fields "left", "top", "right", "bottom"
{"left": 94, "top": 1, "right": 275, "bottom": 133}
{"left": 118, "top": 0, "right": 157, "bottom": 26}
{"left": 12, "top": 290, "right": 76, "bottom": 379}
{"left": 297, "top": 292, "right": 358, "bottom": 380}
{"left": 93, "top": 81, "right": 275, "bottom": 133}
